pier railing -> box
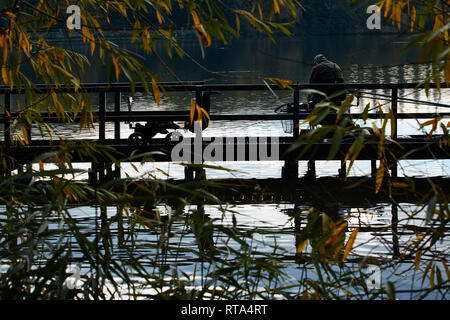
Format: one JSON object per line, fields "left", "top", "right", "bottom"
{"left": 1, "top": 82, "right": 449, "bottom": 180}
{"left": 2, "top": 82, "right": 449, "bottom": 142}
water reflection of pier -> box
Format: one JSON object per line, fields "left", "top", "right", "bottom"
{"left": 96, "top": 176, "right": 449, "bottom": 263}
{"left": 90, "top": 198, "right": 438, "bottom": 272}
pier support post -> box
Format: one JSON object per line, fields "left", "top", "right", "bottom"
{"left": 195, "top": 168, "right": 206, "bottom": 180}
{"left": 283, "top": 86, "right": 300, "bottom": 180}
{"left": 99, "top": 92, "right": 106, "bottom": 142}
{"left": 371, "top": 159, "right": 377, "bottom": 176}
{"left": 391, "top": 203, "right": 400, "bottom": 258}
{"left": 89, "top": 162, "right": 108, "bottom": 185}
{"left": 184, "top": 166, "right": 205, "bottom": 181}
{"left": 0, "top": 157, "right": 12, "bottom": 177}
{"left": 114, "top": 91, "right": 121, "bottom": 142}
{"left": 113, "top": 163, "right": 121, "bottom": 178}
{"left": 184, "top": 167, "right": 194, "bottom": 181}
{"left": 294, "top": 212, "right": 302, "bottom": 249}
{"left": 282, "top": 161, "right": 298, "bottom": 180}
{"left": 391, "top": 87, "right": 398, "bottom": 178}
{"left": 182, "top": 87, "right": 207, "bottom": 181}
{"left": 388, "top": 159, "right": 398, "bottom": 179}
{"left": 105, "top": 163, "right": 113, "bottom": 179}
{"left": 339, "top": 160, "right": 347, "bottom": 178}
{"left": 88, "top": 163, "right": 98, "bottom": 185}
{"left": 305, "top": 160, "right": 316, "bottom": 178}
{"left": 95, "top": 162, "right": 120, "bottom": 183}
{"left": 88, "top": 168, "right": 96, "bottom": 185}
{"left": 98, "top": 163, "right": 105, "bottom": 182}
{"left": 100, "top": 206, "right": 111, "bottom": 261}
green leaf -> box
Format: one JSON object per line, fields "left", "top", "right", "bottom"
{"left": 385, "top": 281, "right": 396, "bottom": 300}
{"left": 426, "top": 195, "right": 436, "bottom": 224}
{"left": 327, "top": 127, "right": 342, "bottom": 160}
{"left": 361, "top": 103, "right": 370, "bottom": 122}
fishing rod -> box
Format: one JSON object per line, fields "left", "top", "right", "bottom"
{"left": 356, "top": 90, "right": 450, "bottom": 108}
{"left": 263, "top": 79, "right": 294, "bottom": 114}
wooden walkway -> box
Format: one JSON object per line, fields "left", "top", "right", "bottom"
{"left": 1, "top": 82, "right": 449, "bottom": 182}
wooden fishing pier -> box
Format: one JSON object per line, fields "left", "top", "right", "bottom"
{"left": 1, "top": 82, "right": 449, "bottom": 183}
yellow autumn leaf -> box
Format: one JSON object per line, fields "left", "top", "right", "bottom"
{"left": 89, "top": 109, "right": 94, "bottom": 125}
{"left": 395, "top": 2, "right": 402, "bottom": 30}
{"left": 274, "top": 0, "right": 280, "bottom": 14}
{"left": 191, "top": 10, "right": 200, "bottom": 26}
{"left": 342, "top": 227, "right": 359, "bottom": 261}
{"left": 50, "top": 90, "right": 58, "bottom": 108}
{"left": 1, "top": 65, "right": 8, "bottom": 85}
{"left": 193, "top": 23, "right": 211, "bottom": 47}
{"left": 53, "top": 64, "right": 73, "bottom": 79}
{"left": 440, "top": 258, "right": 450, "bottom": 280}
{"left": 47, "top": 9, "right": 59, "bottom": 30}
{"left": 90, "top": 40, "right": 95, "bottom": 56}
{"left": 81, "top": 26, "right": 93, "bottom": 43}
{"left": 410, "top": 6, "right": 416, "bottom": 32}
{"left": 384, "top": 0, "right": 391, "bottom": 18}
{"left": 156, "top": 10, "right": 163, "bottom": 25}
{"left": 296, "top": 239, "right": 308, "bottom": 254}
{"left": 268, "top": 77, "right": 294, "bottom": 89}
{"left": 112, "top": 55, "right": 121, "bottom": 80}
{"left": 113, "top": 0, "right": 128, "bottom": 17}
{"left": 391, "top": 182, "right": 410, "bottom": 188}
{"left": 90, "top": 15, "right": 104, "bottom": 36}
{"left": 196, "top": 104, "right": 202, "bottom": 122}
{"left": 3, "top": 11, "right": 16, "bottom": 19}
{"left": 190, "top": 98, "right": 195, "bottom": 124}
{"left": 268, "top": 77, "right": 294, "bottom": 84}
{"left": 236, "top": 14, "right": 240, "bottom": 33}
{"left": 419, "top": 116, "right": 443, "bottom": 139}
{"left": 70, "top": 190, "right": 78, "bottom": 201}
{"left": 324, "top": 221, "right": 348, "bottom": 246}
{"left": 258, "top": 4, "right": 263, "bottom": 19}
{"left": 1, "top": 35, "right": 8, "bottom": 64}
{"left": 130, "top": 163, "right": 139, "bottom": 172}
{"left": 375, "top": 158, "right": 385, "bottom": 194}
{"left": 73, "top": 100, "right": 83, "bottom": 121}
{"left": 20, "top": 125, "right": 29, "bottom": 145}
{"left": 152, "top": 78, "right": 160, "bottom": 106}
{"left": 433, "top": 13, "right": 443, "bottom": 32}
{"left": 445, "top": 58, "right": 450, "bottom": 88}
{"left": 99, "top": 42, "right": 103, "bottom": 59}
{"left": 202, "top": 108, "right": 210, "bottom": 120}
{"left": 415, "top": 250, "right": 423, "bottom": 270}
{"left": 235, "top": 10, "right": 257, "bottom": 28}
{"left": 132, "top": 212, "right": 158, "bottom": 232}
{"left": 419, "top": 117, "right": 443, "bottom": 129}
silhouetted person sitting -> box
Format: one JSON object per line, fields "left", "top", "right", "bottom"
{"left": 304, "top": 55, "right": 346, "bottom": 177}
{"left": 308, "top": 54, "right": 346, "bottom": 125}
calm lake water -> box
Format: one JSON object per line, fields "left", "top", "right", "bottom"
{"left": 33, "top": 34, "right": 450, "bottom": 179}
{"left": 2, "top": 34, "right": 449, "bottom": 299}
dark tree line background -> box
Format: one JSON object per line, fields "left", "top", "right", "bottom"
{"left": 1, "top": 0, "right": 421, "bottom": 38}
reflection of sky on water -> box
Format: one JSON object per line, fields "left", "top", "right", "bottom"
{"left": 13, "top": 202, "right": 444, "bottom": 299}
